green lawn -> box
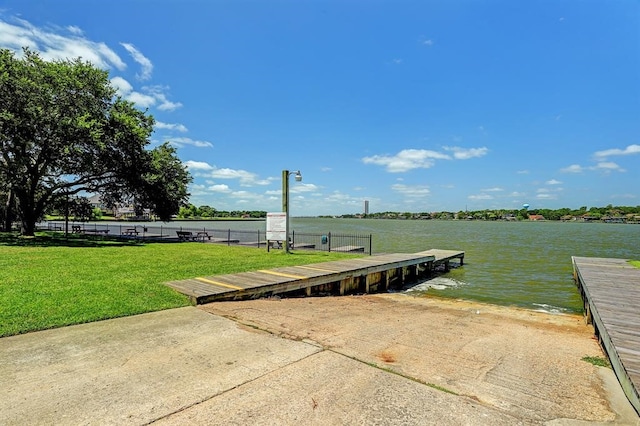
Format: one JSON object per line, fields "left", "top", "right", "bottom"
{"left": 0, "top": 233, "right": 360, "bottom": 337}
{"left": 629, "top": 260, "right": 640, "bottom": 268}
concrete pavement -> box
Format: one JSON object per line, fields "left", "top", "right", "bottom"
{"left": 1, "top": 302, "right": 638, "bottom": 425}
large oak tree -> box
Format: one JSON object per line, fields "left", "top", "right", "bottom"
{"left": 0, "top": 49, "right": 191, "bottom": 235}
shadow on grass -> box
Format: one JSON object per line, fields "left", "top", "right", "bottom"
{"left": 0, "top": 232, "right": 144, "bottom": 248}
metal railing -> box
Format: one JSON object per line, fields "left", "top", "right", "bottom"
{"left": 290, "top": 231, "right": 372, "bottom": 254}
{"left": 41, "top": 222, "right": 373, "bottom": 254}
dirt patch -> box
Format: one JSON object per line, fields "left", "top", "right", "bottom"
{"left": 378, "top": 349, "right": 397, "bottom": 363}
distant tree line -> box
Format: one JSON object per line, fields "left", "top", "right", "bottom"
{"left": 336, "top": 205, "right": 640, "bottom": 222}
{"left": 176, "top": 204, "right": 267, "bottom": 219}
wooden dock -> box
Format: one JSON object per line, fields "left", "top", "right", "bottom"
{"left": 166, "top": 249, "right": 464, "bottom": 304}
{"left": 572, "top": 257, "right": 640, "bottom": 415}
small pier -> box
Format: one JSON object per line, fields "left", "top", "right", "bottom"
{"left": 572, "top": 256, "right": 640, "bottom": 415}
{"left": 167, "top": 249, "right": 464, "bottom": 304}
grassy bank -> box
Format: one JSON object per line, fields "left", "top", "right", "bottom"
{"left": 0, "top": 233, "right": 360, "bottom": 337}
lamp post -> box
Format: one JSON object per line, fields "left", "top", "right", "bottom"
{"left": 282, "top": 169, "right": 302, "bottom": 253}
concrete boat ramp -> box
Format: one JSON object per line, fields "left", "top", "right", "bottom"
{"left": 166, "top": 249, "right": 464, "bottom": 304}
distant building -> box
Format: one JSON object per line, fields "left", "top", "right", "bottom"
{"left": 364, "top": 200, "right": 369, "bottom": 216}
{"left": 528, "top": 214, "right": 546, "bottom": 221}
{"left": 87, "top": 194, "right": 114, "bottom": 215}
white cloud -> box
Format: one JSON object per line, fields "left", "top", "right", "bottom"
{"left": 211, "top": 168, "right": 253, "bottom": 180}
{"left": 423, "top": 39, "right": 434, "bottom": 46}
{"left": 593, "top": 144, "right": 640, "bottom": 159}
{"left": 0, "top": 18, "right": 126, "bottom": 71}
{"left": 0, "top": 17, "right": 184, "bottom": 113}
{"left": 362, "top": 149, "right": 450, "bottom": 172}
{"left": 593, "top": 162, "right": 625, "bottom": 173}
{"left": 143, "top": 86, "right": 182, "bottom": 110}
{"left": 108, "top": 83, "right": 179, "bottom": 111}
{"left": 188, "top": 183, "right": 207, "bottom": 197}
{"left": 110, "top": 76, "right": 133, "bottom": 95}
{"left": 546, "top": 179, "right": 562, "bottom": 185}
{"left": 208, "top": 184, "right": 231, "bottom": 193}
{"left": 443, "top": 146, "right": 489, "bottom": 160}
{"left": 170, "top": 137, "right": 213, "bottom": 148}
{"left": 536, "top": 193, "right": 556, "bottom": 200}
{"left": 109, "top": 83, "right": 182, "bottom": 111}
{"left": 207, "top": 168, "right": 272, "bottom": 186}
{"left": 67, "top": 25, "right": 83, "bottom": 35}
{"left": 120, "top": 42, "right": 153, "bottom": 80}
{"left": 468, "top": 194, "right": 494, "bottom": 200}
{"left": 185, "top": 160, "right": 214, "bottom": 170}
{"left": 323, "top": 191, "right": 366, "bottom": 207}
{"left": 517, "top": 170, "right": 530, "bottom": 175}
{"left": 158, "top": 99, "right": 183, "bottom": 111}
{"left": 290, "top": 183, "right": 320, "bottom": 193}
{"left": 391, "top": 184, "right": 431, "bottom": 197}
{"left": 363, "top": 146, "right": 487, "bottom": 173}
{"left": 155, "top": 121, "right": 188, "bottom": 132}
{"left": 561, "top": 164, "right": 584, "bottom": 173}
{"left": 482, "top": 187, "right": 503, "bottom": 192}
{"left": 126, "top": 91, "right": 157, "bottom": 108}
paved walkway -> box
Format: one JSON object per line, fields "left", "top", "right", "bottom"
{"left": 1, "top": 303, "right": 638, "bottom": 425}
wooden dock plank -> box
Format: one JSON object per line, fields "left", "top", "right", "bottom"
{"left": 573, "top": 256, "right": 640, "bottom": 416}
{"left": 165, "top": 250, "right": 465, "bottom": 305}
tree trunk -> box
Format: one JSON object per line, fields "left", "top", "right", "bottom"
{"left": 4, "top": 189, "right": 14, "bottom": 232}
{"left": 15, "top": 189, "right": 39, "bottom": 236}
{"left": 20, "top": 218, "right": 37, "bottom": 236}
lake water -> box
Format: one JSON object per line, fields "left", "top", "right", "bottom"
{"left": 288, "top": 218, "right": 640, "bottom": 314}
{"left": 55, "top": 218, "right": 640, "bottom": 314}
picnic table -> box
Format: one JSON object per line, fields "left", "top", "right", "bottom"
{"left": 196, "top": 231, "right": 211, "bottom": 241}
{"left": 122, "top": 228, "right": 139, "bottom": 236}
{"left": 176, "top": 231, "right": 196, "bottom": 241}
{"left": 176, "top": 231, "right": 212, "bottom": 242}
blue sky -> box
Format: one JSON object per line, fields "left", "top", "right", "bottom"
{"left": 1, "top": 1, "right": 638, "bottom": 215}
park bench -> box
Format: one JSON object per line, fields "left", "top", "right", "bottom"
{"left": 72, "top": 225, "right": 82, "bottom": 233}
{"left": 122, "top": 228, "right": 139, "bottom": 236}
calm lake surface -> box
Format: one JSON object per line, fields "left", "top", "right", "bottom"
{"left": 70, "top": 218, "right": 640, "bottom": 314}
{"left": 223, "top": 217, "right": 639, "bottom": 314}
